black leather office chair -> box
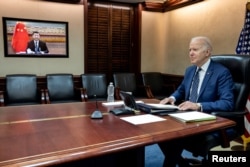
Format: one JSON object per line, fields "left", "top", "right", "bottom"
{"left": 211, "top": 54, "right": 250, "bottom": 138}
{"left": 185, "top": 54, "right": 250, "bottom": 166}
{"left": 45, "top": 73, "right": 84, "bottom": 104}
{"left": 81, "top": 73, "right": 107, "bottom": 101}
{"left": 0, "top": 74, "right": 45, "bottom": 106}
{"left": 141, "top": 72, "right": 175, "bottom": 100}
{"left": 113, "top": 73, "right": 148, "bottom": 100}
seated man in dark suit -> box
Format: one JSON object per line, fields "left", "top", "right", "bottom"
{"left": 159, "top": 36, "right": 234, "bottom": 167}
{"left": 26, "top": 31, "right": 49, "bottom": 54}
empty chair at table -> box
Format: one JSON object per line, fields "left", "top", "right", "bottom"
{"left": 0, "top": 74, "right": 45, "bottom": 106}
{"left": 113, "top": 73, "right": 148, "bottom": 100}
{"left": 81, "top": 73, "right": 107, "bottom": 101}
{"left": 141, "top": 72, "right": 175, "bottom": 100}
{"left": 45, "top": 73, "right": 84, "bottom": 104}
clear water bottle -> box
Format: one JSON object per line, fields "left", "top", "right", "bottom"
{"left": 107, "top": 82, "right": 114, "bottom": 102}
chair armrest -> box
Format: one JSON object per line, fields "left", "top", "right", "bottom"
{"left": 211, "top": 111, "right": 247, "bottom": 118}
{"left": 0, "top": 91, "right": 5, "bottom": 107}
{"left": 75, "top": 87, "right": 87, "bottom": 102}
{"left": 40, "top": 89, "right": 46, "bottom": 104}
{"left": 115, "top": 87, "right": 121, "bottom": 100}
{"left": 140, "top": 85, "right": 154, "bottom": 98}
{"left": 44, "top": 89, "right": 51, "bottom": 104}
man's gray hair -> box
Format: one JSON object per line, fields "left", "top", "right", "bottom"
{"left": 191, "top": 36, "right": 213, "bottom": 52}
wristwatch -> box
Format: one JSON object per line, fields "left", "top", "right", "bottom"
{"left": 197, "top": 103, "right": 202, "bottom": 111}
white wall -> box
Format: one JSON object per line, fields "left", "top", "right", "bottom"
{"left": 0, "top": 0, "right": 84, "bottom": 76}
{"left": 141, "top": 11, "right": 169, "bottom": 72}
{"left": 141, "top": 0, "right": 247, "bottom": 74}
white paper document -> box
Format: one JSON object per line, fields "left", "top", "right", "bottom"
{"left": 168, "top": 111, "right": 216, "bottom": 123}
{"left": 102, "top": 100, "right": 144, "bottom": 106}
{"left": 120, "top": 114, "right": 166, "bottom": 125}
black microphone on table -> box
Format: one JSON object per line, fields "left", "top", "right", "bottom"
{"left": 91, "top": 95, "right": 103, "bottom": 119}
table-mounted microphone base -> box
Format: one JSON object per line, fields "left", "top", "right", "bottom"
{"left": 91, "top": 95, "right": 103, "bottom": 119}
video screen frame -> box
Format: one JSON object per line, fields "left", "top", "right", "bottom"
{"left": 2, "top": 17, "right": 69, "bottom": 58}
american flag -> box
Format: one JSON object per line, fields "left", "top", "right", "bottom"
{"left": 236, "top": 3, "right": 250, "bottom": 54}
{"left": 237, "top": 3, "right": 250, "bottom": 150}
{"left": 241, "top": 95, "right": 250, "bottom": 150}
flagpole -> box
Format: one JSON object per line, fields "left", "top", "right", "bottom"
{"left": 246, "top": 0, "right": 250, "bottom": 11}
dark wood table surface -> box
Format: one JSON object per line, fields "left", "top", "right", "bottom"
{"left": 0, "top": 99, "right": 235, "bottom": 167}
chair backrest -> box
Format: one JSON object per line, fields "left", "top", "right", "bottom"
{"left": 81, "top": 73, "right": 107, "bottom": 99}
{"left": 6, "top": 74, "right": 39, "bottom": 105}
{"left": 46, "top": 73, "right": 75, "bottom": 102}
{"left": 113, "top": 73, "right": 137, "bottom": 93}
{"left": 141, "top": 72, "right": 164, "bottom": 94}
{"left": 211, "top": 54, "right": 250, "bottom": 111}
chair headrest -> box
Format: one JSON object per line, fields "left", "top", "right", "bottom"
{"left": 211, "top": 54, "right": 250, "bottom": 84}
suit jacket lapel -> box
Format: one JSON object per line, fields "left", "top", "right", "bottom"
{"left": 198, "top": 62, "right": 214, "bottom": 99}
{"left": 185, "top": 66, "right": 196, "bottom": 100}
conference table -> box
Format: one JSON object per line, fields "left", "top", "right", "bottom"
{"left": 0, "top": 99, "right": 235, "bottom": 167}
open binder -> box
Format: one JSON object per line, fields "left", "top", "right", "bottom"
{"left": 137, "top": 103, "right": 179, "bottom": 115}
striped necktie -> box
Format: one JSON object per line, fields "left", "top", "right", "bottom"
{"left": 35, "top": 41, "right": 38, "bottom": 51}
{"left": 189, "top": 68, "right": 201, "bottom": 102}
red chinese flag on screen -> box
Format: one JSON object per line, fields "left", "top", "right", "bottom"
{"left": 11, "top": 22, "right": 29, "bottom": 53}
{"left": 244, "top": 95, "right": 250, "bottom": 138}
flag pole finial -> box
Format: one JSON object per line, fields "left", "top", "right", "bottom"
{"left": 247, "top": 2, "right": 250, "bottom": 10}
